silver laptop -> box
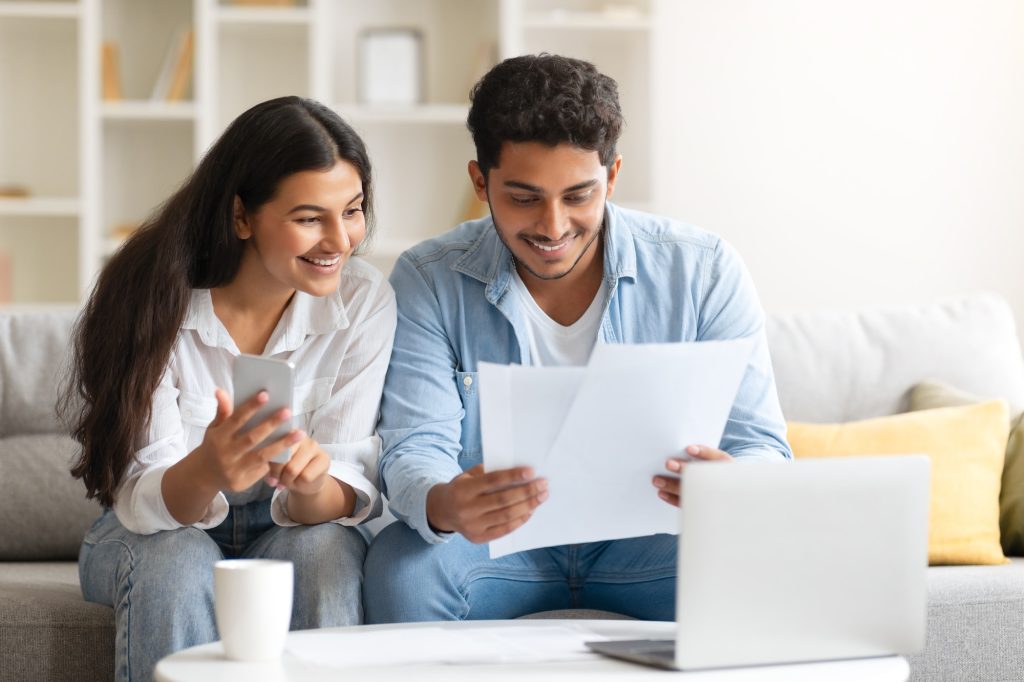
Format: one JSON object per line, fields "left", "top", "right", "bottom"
{"left": 587, "top": 455, "right": 930, "bottom": 670}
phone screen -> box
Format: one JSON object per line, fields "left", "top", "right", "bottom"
{"left": 231, "top": 354, "right": 295, "bottom": 464}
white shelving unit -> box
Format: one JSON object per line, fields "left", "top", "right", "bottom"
{"left": 0, "top": 0, "right": 659, "bottom": 304}
{"left": 0, "top": 1, "right": 87, "bottom": 303}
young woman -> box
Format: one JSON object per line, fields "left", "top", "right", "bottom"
{"left": 61, "top": 96, "right": 396, "bottom": 681}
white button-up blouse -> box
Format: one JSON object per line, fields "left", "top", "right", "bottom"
{"left": 112, "top": 258, "right": 397, "bottom": 534}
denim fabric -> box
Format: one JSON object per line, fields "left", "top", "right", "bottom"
{"left": 363, "top": 522, "right": 677, "bottom": 623}
{"left": 79, "top": 500, "right": 366, "bottom": 682}
{"left": 377, "top": 203, "right": 793, "bottom": 544}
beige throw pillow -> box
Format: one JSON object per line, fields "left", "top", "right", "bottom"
{"left": 909, "top": 380, "right": 1024, "bottom": 557}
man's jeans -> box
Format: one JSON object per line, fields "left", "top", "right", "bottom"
{"left": 79, "top": 500, "right": 366, "bottom": 682}
{"left": 363, "top": 522, "right": 677, "bottom": 623}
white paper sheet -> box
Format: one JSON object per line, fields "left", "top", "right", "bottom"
{"left": 284, "top": 624, "right": 609, "bottom": 668}
{"left": 480, "top": 338, "right": 756, "bottom": 558}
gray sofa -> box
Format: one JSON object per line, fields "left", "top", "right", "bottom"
{"left": 3, "top": 293, "right": 1024, "bottom": 681}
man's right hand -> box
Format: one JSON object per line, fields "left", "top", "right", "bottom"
{"left": 425, "top": 465, "right": 548, "bottom": 543}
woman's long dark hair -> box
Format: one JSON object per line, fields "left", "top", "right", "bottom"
{"left": 60, "top": 96, "right": 374, "bottom": 507}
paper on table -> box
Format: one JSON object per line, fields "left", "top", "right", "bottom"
{"left": 284, "top": 624, "right": 609, "bottom": 668}
{"left": 481, "top": 338, "right": 756, "bottom": 558}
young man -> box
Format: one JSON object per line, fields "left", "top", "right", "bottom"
{"left": 363, "top": 54, "right": 791, "bottom": 623}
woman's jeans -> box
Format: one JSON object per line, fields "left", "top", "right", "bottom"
{"left": 79, "top": 499, "right": 366, "bottom": 682}
{"left": 363, "top": 522, "right": 676, "bottom": 623}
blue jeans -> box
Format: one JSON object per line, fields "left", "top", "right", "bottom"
{"left": 363, "top": 522, "right": 677, "bottom": 623}
{"left": 79, "top": 500, "right": 366, "bottom": 682}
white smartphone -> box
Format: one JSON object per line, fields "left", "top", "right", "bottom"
{"left": 232, "top": 354, "right": 295, "bottom": 464}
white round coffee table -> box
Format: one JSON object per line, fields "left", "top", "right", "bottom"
{"left": 156, "top": 619, "right": 909, "bottom": 681}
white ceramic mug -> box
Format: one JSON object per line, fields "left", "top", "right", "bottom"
{"left": 214, "top": 559, "right": 294, "bottom": 662}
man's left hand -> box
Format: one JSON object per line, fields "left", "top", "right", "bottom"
{"left": 653, "top": 444, "right": 733, "bottom": 507}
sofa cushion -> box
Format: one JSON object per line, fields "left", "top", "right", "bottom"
{"left": 909, "top": 379, "right": 1024, "bottom": 558}
{"left": 0, "top": 435, "right": 101, "bottom": 560}
{"left": 908, "top": 559, "right": 1024, "bottom": 681}
{"left": 0, "top": 562, "right": 113, "bottom": 682}
{"left": 767, "top": 294, "right": 1024, "bottom": 423}
{"left": 787, "top": 401, "right": 1009, "bottom": 565}
{"left": 0, "top": 308, "right": 77, "bottom": 437}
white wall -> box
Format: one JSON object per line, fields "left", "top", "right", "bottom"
{"left": 652, "top": 0, "right": 1024, "bottom": 325}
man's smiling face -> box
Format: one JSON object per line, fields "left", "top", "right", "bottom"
{"left": 471, "top": 141, "right": 620, "bottom": 283}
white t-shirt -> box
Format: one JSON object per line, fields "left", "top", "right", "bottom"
{"left": 509, "top": 269, "right": 606, "bottom": 367}
{"left": 112, "top": 258, "right": 397, "bottom": 535}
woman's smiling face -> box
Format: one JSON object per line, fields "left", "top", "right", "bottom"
{"left": 235, "top": 160, "right": 366, "bottom": 298}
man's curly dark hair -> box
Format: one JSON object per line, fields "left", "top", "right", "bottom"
{"left": 467, "top": 54, "right": 624, "bottom": 177}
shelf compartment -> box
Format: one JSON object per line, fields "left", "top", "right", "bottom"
{"left": 521, "top": 10, "right": 650, "bottom": 31}
{"left": 0, "top": 2, "right": 79, "bottom": 19}
{"left": 102, "top": 100, "right": 197, "bottom": 121}
{"left": 0, "top": 215, "right": 79, "bottom": 303}
{"left": 215, "top": 5, "right": 310, "bottom": 25}
{"left": 215, "top": 21, "right": 309, "bottom": 130}
{"left": 101, "top": 123, "right": 193, "bottom": 241}
{"left": 326, "top": 0, "right": 499, "bottom": 108}
{"left": 335, "top": 103, "right": 468, "bottom": 125}
{"left": 101, "top": 0, "right": 194, "bottom": 101}
{"left": 0, "top": 197, "right": 80, "bottom": 216}
{"left": 0, "top": 16, "right": 79, "bottom": 197}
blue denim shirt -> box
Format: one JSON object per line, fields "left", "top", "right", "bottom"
{"left": 379, "top": 203, "right": 792, "bottom": 543}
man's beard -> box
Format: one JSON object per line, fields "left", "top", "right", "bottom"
{"left": 488, "top": 200, "right": 604, "bottom": 282}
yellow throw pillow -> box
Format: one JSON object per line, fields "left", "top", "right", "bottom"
{"left": 909, "top": 380, "right": 1024, "bottom": 557}
{"left": 787, "top": 400, "right": 1010, "bottom": 566}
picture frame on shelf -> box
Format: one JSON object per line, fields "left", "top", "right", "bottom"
{"left": 358, "top": 28, "right": 423, "bottom": 106}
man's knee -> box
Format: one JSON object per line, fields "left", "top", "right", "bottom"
{"left": 363, "top": 522, "right": 466, "bottom": 622}
{"left": 365, "top": 521, "right": 458, "bottom": 581}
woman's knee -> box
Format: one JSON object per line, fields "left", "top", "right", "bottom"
{"left": 260, "top": 523, "right": 367, "bottom": 573}
{"left": 257, "top": 524, "right": 367, "bottom": 628}
{"left": 81, "top": 525, "right": 221, "bottom": 607}
{"left": 129, "top": 528, "right": 222, "bottom": 591}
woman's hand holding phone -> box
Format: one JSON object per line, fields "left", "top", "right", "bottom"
{"left": 265, "top": 435, "right": 331, "bottom": 496}
{"left": 193, "top": 387, "right": 305, "bottom": 493}
{"left": 269, "top": 437, "right": 358, "bottom": 523}
{"left": 164, "top": 387, "right": 305, "bottom": 525}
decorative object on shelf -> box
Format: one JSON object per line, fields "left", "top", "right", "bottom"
{"left": 359, "top": 28, "right": 423, "bottom": 105}
{"left": 101, "top": 41, "right": 122, "bottom": 101}
{"left": 0, "top": 185, "right": 29, "bottom": 198}
{"left": 109, "top": 222, "right": 139, "bottom": 242}
{"left": 0, "top": 250, "right": 10, "bottom": 304}
{"left": 150, "top": 27, "right": 194, "bottom": 101}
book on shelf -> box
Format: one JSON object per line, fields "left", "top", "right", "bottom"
{"left": 150, "top": 27, "right": 194, "bottom": 102}
{"left": 101, "top": 41, "right": 122, "bottom": 101}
